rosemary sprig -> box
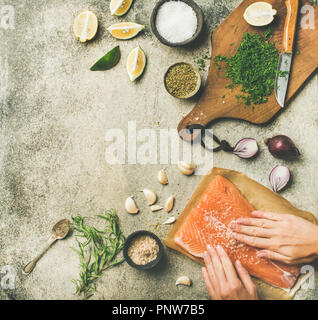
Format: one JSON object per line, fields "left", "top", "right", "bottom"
{"left": 71, "top": 209, "right": 125, "bottom": 299}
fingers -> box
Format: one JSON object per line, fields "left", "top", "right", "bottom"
{"left": 258, "top": 250, "right": 316, "bottom": 265}
{"left": 252, "top": 211, "right": 282, "bottom": 221}
{"left": 257, "top": 250, "right": 290, "bottom": 263}
{"left": 207, "top": 245, "right": 227, "bottom": 286}
{"left": 235, "top": 260, "right": 257, "bottom": 297}
{"left": 203, "top": 250, "right": 220, "bottom": 294}
{"left": 230, "top": 222, "right": 274, "bottom": 238}
{"left": 216, "top": 246, "right": 240, "bottom": 285}
{"left": 234, "top": 217, "right": 274, "bottom": 229}
{"left": 202, "top": 267, "right": 218, "bottom": 299}
{"left": 292, "top": 255, "right": 317, "bottom": 264}
{"left": 231, "top": 232, "right": 272, "bottom": 249}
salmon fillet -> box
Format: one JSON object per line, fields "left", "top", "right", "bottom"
{"left": 174, "top": 175, "right": 300, "bottom": 289}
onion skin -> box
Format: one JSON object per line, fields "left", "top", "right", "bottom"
{"left": 233, "top": 138, "right": 259, "bottom": 159}
{"left": 269, "top": 165, "right": 291, "bottom": 193}
{"left": 265, "top": 135, "right": 300, "bottom": 160}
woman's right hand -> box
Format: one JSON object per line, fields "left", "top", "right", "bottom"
{"left": 230, "top": 211, "right": 318, "bottom": 265}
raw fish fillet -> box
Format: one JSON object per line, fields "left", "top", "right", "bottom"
{"left": 174, "top": 175, "right": 300, "bottom": 289}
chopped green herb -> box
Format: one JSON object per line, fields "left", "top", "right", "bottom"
{"left": 71, "top": 209, "right": 125, "bottom": 299}
{"left": 234, "top": 26, "right": 238, "bottom": 33}
{"left": 296, "top": 50, "right": 300, "bottom": 55}
{"left": 263, "top": 26, "right": 274, "bottom": 39}
{"left": 194, "top": 50, "right": 211, "bottom": 71}
{"left": 213, "top": 28, "right": 284, "bottom": 106}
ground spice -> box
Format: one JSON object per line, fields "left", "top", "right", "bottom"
{"left": 128, "top": 235, "right": 159, "bottom": 265}
{"left": 165, "top": 63, "right": 198, "bottom": 98}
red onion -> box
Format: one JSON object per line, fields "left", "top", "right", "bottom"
{"left": 265, "top": 135, "right": 300, "bottom": 160}
{"left": 269, "top": 165, "right": 291, "bottom": 192}
{"left": 233, "top": 138, "right": 258, "bottom": 159}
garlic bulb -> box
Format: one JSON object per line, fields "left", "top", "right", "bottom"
{"left": 178, "top": 161, "right": 196, "bottom": 176}
{"left": 158, "top": 169, "right": 168, "bottom": 185}
{"left": 163, "top": 217, "right": 176, "bottom": 225}
{"left": 141, "top": 189, "right": 157, "bottom": 205}
{"left": 176, "top": 276, "right": 192, "bottom": 286}
{"left": 125, "top": 197, "right": 139, "bottom": 214}
{"left": 150, "top": 205, "right": 163, "bottom": 212}
{"left": 164, "top": 195, "right": 175, "bottom": 213}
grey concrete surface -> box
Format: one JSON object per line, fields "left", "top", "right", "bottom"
{"left": 0, "top": 0, "right": 317, "bottom": 300}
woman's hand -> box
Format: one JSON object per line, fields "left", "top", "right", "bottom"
{"left": 230, "top": 211, "right": 318, "bottom": 264}
{"left": 202, "top": 245, "right": 258, "bottom": 300}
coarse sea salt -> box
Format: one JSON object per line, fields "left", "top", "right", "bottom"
{"left": 155, "top": 1, "right": 198, "bottom": 43}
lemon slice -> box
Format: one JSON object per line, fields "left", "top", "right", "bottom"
{"left": 107, "top": 22, "right": 145, "bottom": 40}
{"left": 244, "top": 2, "right": 277, "bottom": 27}
{"left": 73, "top": 11, "right": 98, "bottom": 43}
{"left": 126, "top": 46, "right": 146, "bottom": 81}
{"left": 110, "top": 0, "right": 134, "bottom": 16}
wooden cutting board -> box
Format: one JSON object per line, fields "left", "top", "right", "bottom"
{"left": 178, "top": 0, "right": 318, "bottom": 141}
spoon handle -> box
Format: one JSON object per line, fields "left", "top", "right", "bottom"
{"left": 23, "top": 236, "right": 57, "bottom": 275}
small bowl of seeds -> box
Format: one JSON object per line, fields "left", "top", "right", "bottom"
{"left": 123, "top": 230, "right": 164, "bottom": 270}
{"left": 164, "top": 62, "right": 201, "bottom": 99}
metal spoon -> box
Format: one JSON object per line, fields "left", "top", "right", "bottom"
{"left": 23, "top": 219, "right": 70, "bottom": 275}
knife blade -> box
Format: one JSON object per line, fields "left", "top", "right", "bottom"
{"left": 275, "top": 0, "right": 299, "bottom": 108}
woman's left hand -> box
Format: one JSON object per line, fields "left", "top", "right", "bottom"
{"left": 202, "top": 245, "right": 258, "bottom": 300}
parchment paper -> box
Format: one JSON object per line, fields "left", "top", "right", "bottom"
{"left": 164, "top": 167, "right": 317, "bottom": 300}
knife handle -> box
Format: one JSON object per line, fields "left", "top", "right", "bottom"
{"left": 283, "top": 0, "right": 299, "bottom": 53}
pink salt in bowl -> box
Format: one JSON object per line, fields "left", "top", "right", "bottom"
{"left": 123, "top": 230, "right": 164, "bottom": 270}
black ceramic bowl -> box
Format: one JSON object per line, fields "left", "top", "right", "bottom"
{"left": 123, "top": 230, "right": 164, "bottom": 270}
{"left": 150, "top": 0, "right": 204, "bottom": 47}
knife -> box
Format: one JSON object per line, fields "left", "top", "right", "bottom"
{"left": 274, "top": 0, "right": 299, "bottom": 108}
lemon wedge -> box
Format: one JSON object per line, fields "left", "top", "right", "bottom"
{"left": 107, "top": 22, "right": 145, "bottom": 40}
{"left": 244, "top": 2, "right": 277, "bottom": 27}
{"left": 126, "top": 46, "right": 146, "bottom": 81}
{"left": 110, "top": 0, "right": 134, "bottom": 16}
{"left": 73, "top": 11, "right": 98, "bottom": 43}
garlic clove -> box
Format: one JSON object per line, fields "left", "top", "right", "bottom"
{"left": 163, "top": 216, "right": 176, "bottom": 225}
{"left": 141, "top": 189, "right": 157, "bottom": 205}
{"left": 178, "top": 161, "right": 196, "bottom": 176}
{"left": 158, "top": 169, "right": 168, "bottom": 185}
{"left": 150, "top": 205, "right": 163, "bottom": 212}
{"left": 164, "top": 195, "right": 175, "bottom": 213}
{"left": 125, "top": 197, "right": 139, "bottom": 214}
{"left": 176, "top": 276, "right": 192, "bottom": 286}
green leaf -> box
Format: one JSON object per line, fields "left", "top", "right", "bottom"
{"left": 71, "top": 209, "right": 125, "bottom": 300}
{"left": 90, "top": 46, "right": 121, "bottom": 71}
